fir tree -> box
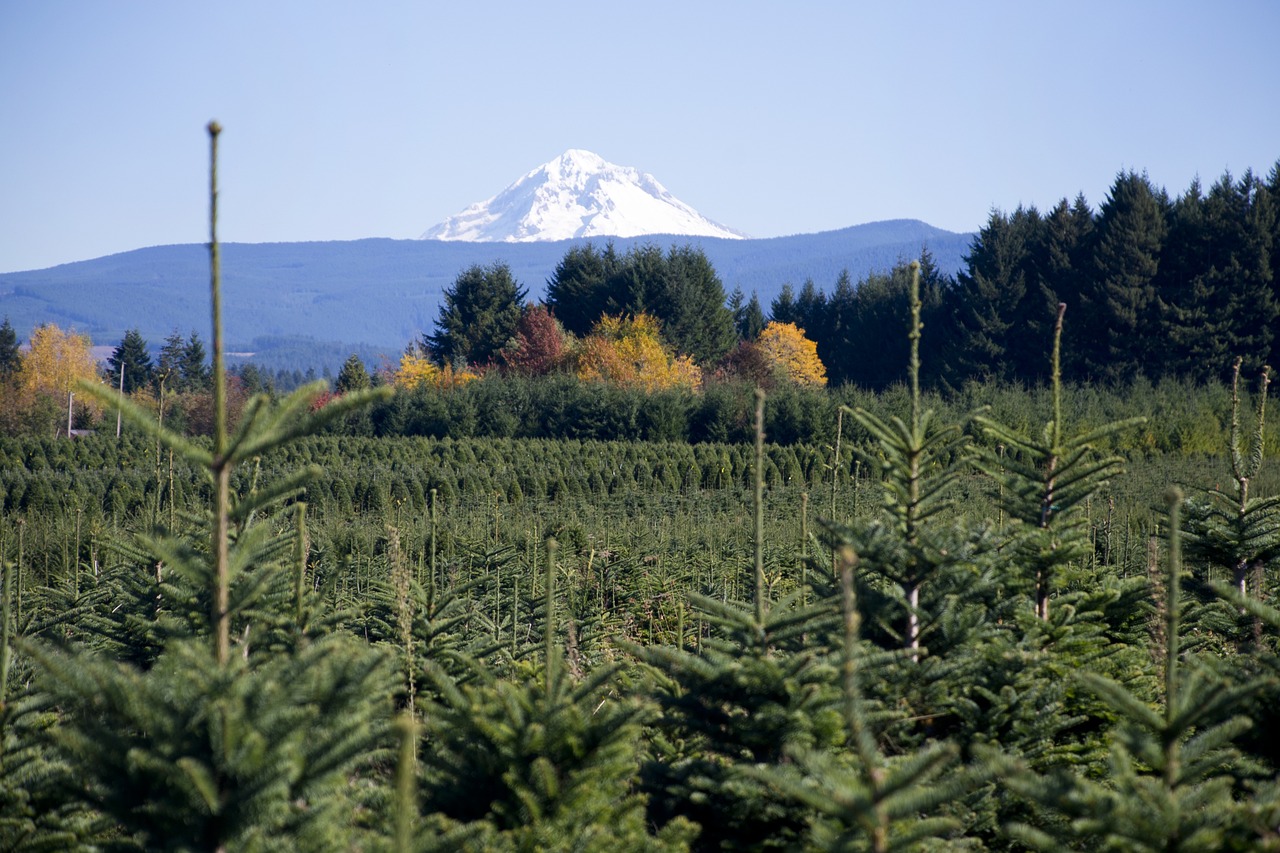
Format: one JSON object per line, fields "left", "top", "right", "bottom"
{"left": 544, "top": 242, "right": 618, "bottom": 337}
{"left": 107, "top": 328, "right": 155, "bottom": 394}
{"left": 1080, "top": 170, "right": 1169, "bottom": 383}
{"left": 1181, "top": 359, "right": 1278, "bottom": 604}
{"left": 1003, "top": 490, "right": 1266, "bottom": 851}
{"left": 842, "top": 261, "right": 971, "bottom": 655}
{"left": 28, "top": 121, "right": 397, "bottom": 851}
{"left": 425, "top": 262, "right": 527, "bottom": 368}
{"left": 974, "top": 304, "right": 1144, "bottom": 620}
{"left": 769, "top": 282, "right": 799, "bottom": 325}
{"left": 0, "top": 318, "right": 19, "bottom": 379}
{"left": 335, "top": 352, "right": 372, "bottom": 393}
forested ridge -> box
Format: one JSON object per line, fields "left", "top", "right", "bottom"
{"left": 1, "top": 131, "right": 1280, "bottom": 849}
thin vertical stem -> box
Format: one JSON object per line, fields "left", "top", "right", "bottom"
{"left": 207, "top": 120, "right": 231, "bottom": 667}
{"left": 394, "top": 712, "right": 417, "bottom": 853}
{"left": 1164, "top": 486, "right": 1183, "bottom": 790}
{"left": 753, "top": 388, "right": 766, "bottom": 626}
{"left": 545, "top": 537, "right": 559, "bottom": 698}
{"left": 294, "top": 503, "right": 308, "bottom": 635}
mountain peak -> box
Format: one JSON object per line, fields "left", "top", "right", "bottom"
{"left": 421, "top": 150, "right": 746, "bottom": 242}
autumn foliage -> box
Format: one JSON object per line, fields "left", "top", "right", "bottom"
{"left": 574, "top": 313, "right": 702, "bottom": 392}
{"left": 502, "top": 304, "right": 569, "bottom": 376}
{"left": 392, "top": 353, "right": 479, "bottom": 391}
{"left": 756, "top": 321, "right": 827, "bottom": 387}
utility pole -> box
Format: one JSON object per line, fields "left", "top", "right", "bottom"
{"left": 67, "top": 391, "right": 74, "bottom": 438}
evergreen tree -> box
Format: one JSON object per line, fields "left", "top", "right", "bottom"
{"left": 334, "top": 353, "right": 371, "bottom": 393}
{"left": 107, "top": 328, "right": 155, "bottom": 393}
{"left": 1160, "top": 171, "right": 1277, "bottom": 381}
{"left": 1036, "top": 195, "right": 1096, "bottom": 381}
{"left": 1080, "top": 171, "right": 1169, "bottom": 383}
{"left": 28, "top": 122, "right": 397, "bottom": 851}
{"left": 1181, "top": 359, "right": 1278, "bottom": 603}
{"left": 648, "top": 244, "right": 736, "bottom": 363}
{"left": 158, "top": 330, "right": 211, "bottom": 392}
{"left": 544, "top": 242, "right": 618, "bottom": 337}
{"left": 841, "top": 262, "right": 971, "bottom": 654}
{"left": 769, "top": 283, "right": 800, "bottom": 325}
{"left": 425, "top": 262, "right": 527, "bottom": 367}
{"left": 0, "top": 317, "right": 19, "bottom": 379}
{"left": 796, "top": 276, "right": 830, "bottom": 339}
{"left": 156, "top": 329, "right": 185, "bottom": 390}
{"left": 946, "top": 206, "right": 1044, "bottom": 385}
{"left": 974, "top": 304, "right": 1144, "bottom": 620}
{"left": 734, "top": 290, "right": 766, "bottom": 340}
{"left": 1004, "top": 491, "right": 1266, "bottom": 851}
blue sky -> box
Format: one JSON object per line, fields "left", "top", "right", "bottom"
{"left": 2, "top": 0, "right": 1278, "bottom": 273}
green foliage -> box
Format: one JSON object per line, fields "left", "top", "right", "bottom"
{"left": 107, "top": 328, "right": 155, "bottom": 393}
{"left": 0, "top": 318, "right": 20, "bottom": 379}
{"left": 545, "top": 242, "right": 735, "bottom": 362}
{"left": 425, "top": 262, "right": 527, "bottom": 368}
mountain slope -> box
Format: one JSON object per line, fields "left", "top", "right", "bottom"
{"left": 422, "top": 149, "right": 746, "bottom": 242}
{"left": 0, "top": 221, "right": 974, "bottom": 366}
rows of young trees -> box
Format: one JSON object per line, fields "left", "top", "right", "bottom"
{"left": 3, "top": 263, "right": 1279, "bottom": 849}
{"left": 4, "top": 121, "right": 1280, "bottom": 847}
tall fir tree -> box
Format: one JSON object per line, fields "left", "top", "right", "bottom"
{"left": 1160, "top": 172, "right": 1277, "bottom": 381}
{"left": 30, "top": 121, "right": 397, "bottom": 851}
{"left": 107, "top": 328, "right": 155, "bottom": 394}
{"left": 544, "top": 242, "right": 618, "bottom": 336}
{"left": 1080, "top": 171, "right": 1169, "bottom": 383}
{"left": 769, "top": 282, "right": 800, "bottom": 326}
{"left": 425, "top": 262, "right": 527, "bottom": 367}
{"left": 648, "top": 244, "right": 736, "bottom": 363}
{"left": 0, "top": 317, "right": 19, "bottom": 379}
{"left": 334, "top": 353, "right": 371, "bottom": 393}
{"left": 945, "top": 206, "right": 1043, "bottom": 385}
{"left": 733, "top": 290, "right": 766, "bottom": 341}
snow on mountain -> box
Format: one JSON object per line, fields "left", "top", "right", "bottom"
{"left": 421, "top": 149, "right": 747, "bottom": 242}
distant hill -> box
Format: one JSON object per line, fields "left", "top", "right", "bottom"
{"left": 0, "top": 220, "right": 974, "bottom": 369}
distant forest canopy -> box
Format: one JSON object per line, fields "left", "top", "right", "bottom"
{"left": 207, "top": 162, "right": 1280, "bottom": 390}
{"left": 766, "top": 165, "right": 1280, "bottom": 389}
{"left": 2, "top": 162, "right": 1278, "bottom": 440}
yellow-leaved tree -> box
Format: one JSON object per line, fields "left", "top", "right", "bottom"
{"left": 17, "top": 324, "right": 104, "bottom": 427}
{"left": 756, "top": 321, "right": 827, "bottom": 387}
{"left": 574, "top": 313, "right": 702, "bottom": 392}
{"left": 392, "top": 352, "right": 479, "bottom": 391}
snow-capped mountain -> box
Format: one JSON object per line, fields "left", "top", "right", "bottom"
{"left": 421, "top": 149, "right": 747, "bottom": 242}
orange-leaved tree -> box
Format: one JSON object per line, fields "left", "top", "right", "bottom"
{"left": 756, "top": 321, "right": 827, "bottom": 387}
{"left": 574, "top": 313, "right": 701, "bottom": 392}
{"left": 392, "top": 352, "right": 479, "bottom": 391}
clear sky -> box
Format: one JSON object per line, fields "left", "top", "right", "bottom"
{"left": 2, "top": 0, "right": 1278, "bottom": 273}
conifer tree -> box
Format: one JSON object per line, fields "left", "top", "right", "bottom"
{"left": 769, "top": 282, "right": 799, "bottom": 325}
{"left": 416, "top": 544, "right": 694, "bottom": 850}
{"left": 1080, "top": 171, "right": 1169, "bottom": 383}
{"left": 27, "top": 121, "right": 397, "bottom": 851}
{"left": 746, "top": 547, "right": 976, "bottom": 851}
{"left": 731, "top": 289, "right": 766, "bottom": 340}
{"left": 544, "top": 242, "right": 618, "bottom": 337}
{"left": 1004, "top": 490, "right": 1265, "bottom": 850}
{"left": 626, "top": 394, "right": 843, "bottom": 849}
{"left": 1181, "top": 358, "right": 1278, "bottom": 602}
{"left": 335, "top": 352, "right": 372, "bottom": 393}
{"left": 0, "top": 318, "right": 19, "bottom": 379}
{"left": 425, "top": 262, "right": 527, "bottom": 368}
{"left": 842, "top": 261, "right": 970, "bottom": 655}
{"left": 107, "top": 328, "right": 155, "bottom": 393}
{"left": 974, "top": 304, "right": 1144, "bottom": 620}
